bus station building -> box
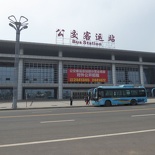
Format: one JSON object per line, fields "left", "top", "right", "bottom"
{"left": 0, "top": 40, "right": 155, "bottom": 100}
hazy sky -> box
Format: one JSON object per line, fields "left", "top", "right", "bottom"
{"left": 0, "top": 0, "right": 155, "bottom": 52}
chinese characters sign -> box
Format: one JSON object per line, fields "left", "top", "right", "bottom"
{"left": 67, "top": 69, "right": 108, "bottom": 83}
{"left": 56, "top": 29, "right": 65, "bottom": 37}
{"left": 56, "top": 29, "right": 115, "bottom": 48}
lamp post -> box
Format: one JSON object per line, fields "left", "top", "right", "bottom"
{"left": 8, "top": 15, "right": 28, "bottom": 109}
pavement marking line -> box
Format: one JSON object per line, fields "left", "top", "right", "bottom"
{"left": 131, "top": 114, "right": 155, "bottom": 117}
{"left": 40, "top": 119, "right": 75, "bottom": 123}
{"left": 0, "top": 129, "right": 155, "bottom": 148}
{"left": 1, "top": 107, "right": 155, "bottom": 119}
{"left": 32, "top": 111, "right": 53, "bottom": 114}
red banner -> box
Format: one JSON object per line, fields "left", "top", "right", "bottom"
{"left": 67, "top": 69, "right": 108, "bottom": 83}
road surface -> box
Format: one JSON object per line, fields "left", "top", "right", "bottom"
{"left": 0, "top": 103, "right": 155, "bottom": 155}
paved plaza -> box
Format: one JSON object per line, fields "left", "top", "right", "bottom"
{"left": 0, "top": 98, "right": 155, "bottom": 110}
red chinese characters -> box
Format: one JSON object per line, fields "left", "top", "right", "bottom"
{"left": 70, "top": 30, "right": 78, "bottom": 39}
{"left": 96, "top": 33, "right": 104, "bottom": 41}
{"left": 56, "top": 28, "right": 115, "bottom": 48}
{"left": 83, "top": 31, "right": 91, "bottom": 40}
{"left": 108, "top": 35, "right": 115, "bottom": 42}
{"left": 56, "top": 29, "right": 65, "bottom": 37}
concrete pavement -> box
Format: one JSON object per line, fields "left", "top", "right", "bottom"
{"left": 0, "top": 99, "right": 88, "bottom": 110}
{"left": 0, "top": 98, "right": 155, "bottom": 110}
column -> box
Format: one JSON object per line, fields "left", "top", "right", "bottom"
{"left": 18, "top": 49, "right": 24, "bottom": 100}
{"left": 112, "top": 54, "right": 116, "bottom": 85}
{"left": 58, "top": 51, "right": 63, "bottom": 99}
{"left": 139, "top": 57, "right": 144, "bottom": 86}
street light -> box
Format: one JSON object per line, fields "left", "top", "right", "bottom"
{"left": 8, "top": 15, "right": 28, "bottom": 109}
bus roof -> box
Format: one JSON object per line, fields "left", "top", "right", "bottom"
{"left": 97, "top": 85, "right": 145, "bottom": 89}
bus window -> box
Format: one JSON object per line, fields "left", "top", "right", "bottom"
{"left": 131, "top": 89, "right": 138, "bottom": 97}
{"left": 105, "top": 90, "right": 113, "bottom": 98}
{"left": 98, "top": 89, "right": 104, "bottom": 98}
{"left": 123, "top": 90, "right": 131, "bottom": 97}
{"left": 139, "top": 89, "right": 146, "bottom": 97}
{"left": 114, "top": 90, "right": 122, "bottom": 97}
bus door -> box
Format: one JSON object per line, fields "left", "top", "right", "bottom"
{"left": 93, "top": 88, "right": 98, "bottom": 100}
{"left": 151, "top": 88, "right": 155, "bottom": 97}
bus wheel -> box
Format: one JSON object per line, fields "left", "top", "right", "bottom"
{"left": 130, "top": 99, "right": 137, "bottom": 105}
{"left": 105, "top": 100, "right": 111, "bottom": 107}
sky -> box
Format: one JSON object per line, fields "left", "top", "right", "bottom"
{"left": 0, "top": 0, "right": 155, "bottom": 52}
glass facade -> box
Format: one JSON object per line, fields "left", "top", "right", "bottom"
{"left": 0, "top": 60, "right": 155, "bottom": 100}
{"left": 116, "top": 65, "right": 140, "bottom": 84}
{"left": 143, "top": 65, "right": 155, "bottom": 84}
{"left": 63, "top": 89, "right": 88, "bottom": 99}
{"left": 63, "top": 89, "right": 72, "bottom": 99}
{"left": 23, "top": 62, "right": 58, "bottom": 83}
{"left": 0, "top": 62, "right": 14, "bottom": 84}
{"left": 24, "top": 89, "right": 55, "bottom": 100}
{"left": 0, "top": 89, "right": 12, "bottom": 100}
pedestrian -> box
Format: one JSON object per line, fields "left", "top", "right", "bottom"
{"left": 84, "top": 96, "right": 87, "bottom": 104}
{"left": 87, "top": 95, "right": 90, "bottom": 105}
{"left": 70, "top": 96, "right": 73, "bottom": 106}
{"left": 85, "top": 95, "right": 89, "bottom": 105}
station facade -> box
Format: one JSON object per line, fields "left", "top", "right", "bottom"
{"left": 0, "top": 40, "right": 155, "bottom": 101}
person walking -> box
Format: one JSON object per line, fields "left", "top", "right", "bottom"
{"left": 87, "top": 95, "right": 90, "bottom": 105}
{"left": 70, "top": 96, "right": 73, "bottom": 106}
{"left": 85, "top": 95, "right": 89, "bottom": 105}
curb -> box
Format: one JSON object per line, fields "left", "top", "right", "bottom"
{"left": 0, "top": 103, "right": 155, "bottom": 111}
{"left": 0, "top": 105, "right": 93, "bottom": 111}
